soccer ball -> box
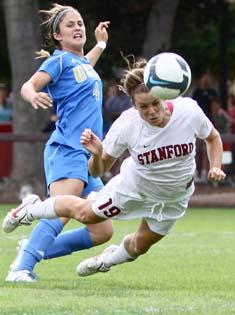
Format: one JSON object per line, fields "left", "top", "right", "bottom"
{"left": 143, "top": 52, "right": 191, "bottom": 100}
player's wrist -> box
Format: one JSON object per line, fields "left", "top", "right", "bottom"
{"left": 96, "top": 41, "right": 107, "bottom": 50}
{"left": 93, "top": 147, "right": 103, "bottom": 157}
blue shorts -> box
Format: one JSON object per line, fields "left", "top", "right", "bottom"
{"left": 44, "top": 143, "right": 103, "bottom": 197}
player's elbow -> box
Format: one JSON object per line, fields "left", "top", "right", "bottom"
{"left": 88, "top": 160, "right": 104, "bottom": 177}
{"left": 205, "top": 127, "right": 221, "bottom": 144}
{"left": 20, "top": 83, "right": 27, "bottom": 98}
{"left": 88, "top": 169, "right": 103, "bottom": 177}
{"left": 88, "top": 165, "right": 105, "bottom": 177}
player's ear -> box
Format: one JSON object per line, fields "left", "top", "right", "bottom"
{"left": 53, "top": 32, "right": 62, "bottom": 41}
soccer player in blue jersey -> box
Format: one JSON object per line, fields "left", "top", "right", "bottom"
{"left": 5, "top": 3, "right": 113, "bottom": 282}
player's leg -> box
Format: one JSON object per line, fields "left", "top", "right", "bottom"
{"left": 122, "top": 219, "right": 165, "bottom": 257}
{"left": 5, "top": 145, "right": 112, "bottom": 281}
{"left": 2, "top": 192, "right": 107, "bottom": 232}
{"left": 15, "top": 143, "right": 86, "bottom": 274}
{"left": 39, "top": 152, "right": 112, "bottom": 255}
{"left": 43, "top": 179, "right": 107, "bottom": 258}
{"left": 43, "top": 188, "right": 112, "bottom": 259}
{"left": 43, "top": 220, "right": 112, "bottom": 259}
{"left": 5, "top": 185, "right": 112, "bottom": 281}
{"left": 77, "top": 218, "right": 172, "bottom": 276}
{"left": 5, "top": 178, "right": 85, "bottom": 282}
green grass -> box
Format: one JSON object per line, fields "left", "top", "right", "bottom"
{"left": 0, "top": 205, "right": 235, "bottom": 315}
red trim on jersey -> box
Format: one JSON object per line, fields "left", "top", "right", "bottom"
{"left": 165, "top": 101, "right": 174, "bottom": 114}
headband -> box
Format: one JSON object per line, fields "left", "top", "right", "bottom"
{"left": 52, "top": 8, "right": 77, "bottom": 33}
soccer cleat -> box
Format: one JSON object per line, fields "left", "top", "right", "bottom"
{"left": 77, "top": 245, "right": 119, "bottom": 277}
{"left": 5, "top": 270, "right": 37, "bottom": 283}
{"left": 2, "top": 194, "right": 41, "bottom": 233}
{"left": 5, "top": 239, "right": 38, "bottom": 282}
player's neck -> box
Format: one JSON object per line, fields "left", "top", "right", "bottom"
{"left": 61, "top": 46, "right": 84, "bottom": 57}
{"left": 159, "top": 104, "right": 172, "bottom": 127}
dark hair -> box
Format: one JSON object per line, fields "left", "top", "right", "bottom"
{"left": 38, "top": 3, "right": 79, "bottom": 54}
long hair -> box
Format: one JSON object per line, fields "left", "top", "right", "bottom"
{"left": 36, "top": 3, "right": 78, "bottom": 58}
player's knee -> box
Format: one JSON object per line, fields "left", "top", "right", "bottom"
{"left": 73, "top": 210, "right": 88, "bottom": 224}
{"left": 98, "top": 225, "right": 113, "bottom": 244}
{"left": 73, "top": 201, "right": 92, "bottom": 224}
{"left": 94, "top": 230, "right": 113, "bottom": 245}
{"left": 131, "top": 235, "right": 150, "bottom": 256}
{"left": 133, "top": 244, "right": 149, "bottom": 256}
{"left": 88, "top": 221, "right": 113, "bottom": 245}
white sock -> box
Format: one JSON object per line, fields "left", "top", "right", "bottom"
{"left": 28, "top": 197, "right": 57, "bottom": 219}
{"left": 103, "top": 240, "right": 136, "bottom": 267}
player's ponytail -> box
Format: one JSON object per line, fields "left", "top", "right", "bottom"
{"left": 35, "top": 49, "right": 51, "bottom": 59}
{"left": 119, "top": 52, "right": 148, "bottom": 97}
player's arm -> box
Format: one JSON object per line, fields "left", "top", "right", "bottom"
{"left": 80, "top": 129, "right": 117, "bottom": 177}
{"left": 85, "top": 21, "right": 110, "bottom": 67}
{"left": 89, "top": 151, "right": 116, "bottom": 177}
{"left": 21, "top": 71, "right": 53, "bottom": 109}
{"left": 204, "top": 127, "right": 226, "bottom": 181}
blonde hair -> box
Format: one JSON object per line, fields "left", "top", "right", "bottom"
{"left": 36, "top": 3, "right": 79, "bottom": 58}
{"left": 119, "top": 53, "right": 148, "bottom": 97}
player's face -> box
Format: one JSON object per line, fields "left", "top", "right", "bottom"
{"left": 133, "top": 92, "right": 166, "bottom": 127}
{"left": 54, "top": 11, "right": 86, "bottom": 54}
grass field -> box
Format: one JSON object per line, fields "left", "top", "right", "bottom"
{"left": 0, "top": 205, "right": 235, "bottom": 315}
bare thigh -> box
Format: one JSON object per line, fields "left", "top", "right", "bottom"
{"left": 49, "top": 178, "right": 85, "bottom": 224}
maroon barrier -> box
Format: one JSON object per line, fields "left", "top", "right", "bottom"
{"left": 0, "top": 123, "right": 13, "bottom": 177}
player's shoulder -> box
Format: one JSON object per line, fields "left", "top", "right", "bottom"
{"left": 60, "top": 51, "right": 89, "bottom": 67}
{"left": 172, "top": 96, "right": 209, "bottom": 126}
{"left": 110, "top": 107, "right": 138, "bottom": 134}
{"left": 173, "top": 96, "right": 197, "bottom": 106}
{"left": 172, "top": 96, "right": 201, "bottom": 113}
{"left": 43, "top": 50, "right": 87, "bottom": 65}
{"left": 118, "top": 107, "right": 138, "bottom": 121}
{"left": 41, "top": 50, "right": 66, "bottom": 67}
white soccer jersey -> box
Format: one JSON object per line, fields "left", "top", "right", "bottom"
{"left": 102, "top": 97, "right": 213, "bottom": 202}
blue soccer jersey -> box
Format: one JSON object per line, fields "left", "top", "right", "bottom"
{"left": 39, "top": 50, "right": 103, "bottom": 149}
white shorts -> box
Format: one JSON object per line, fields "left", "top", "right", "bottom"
{"left": 91, "top": 175, "right": 193, "bottom": 235}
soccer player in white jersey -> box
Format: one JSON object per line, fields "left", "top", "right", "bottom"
{"left": 3, "top": 57, "right": 226, "bottom": 276}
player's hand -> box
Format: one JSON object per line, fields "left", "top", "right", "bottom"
{"left": 80, "top": 129, "right": 103, "bottom": 156}
{"left": 208, "top": 167, "right": 226, "bottom": 182}
{"left": 95, "top": 21, "right": 110, "bottom": 43}
{"left": 31, "top": 92, "right": 53, "bottom": 109}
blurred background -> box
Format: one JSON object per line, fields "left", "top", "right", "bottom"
{"left": 0, "top": 0, "right": 234, "bottom": 204}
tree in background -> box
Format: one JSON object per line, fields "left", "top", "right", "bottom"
{"left": 1, "top": 0, "right": 235, "bottom": 199}
{"left": 172, "top": 0, "right": 235, "bottom": 77}
{"left": 143, "top": 0, "right": 180, "bottom": 58}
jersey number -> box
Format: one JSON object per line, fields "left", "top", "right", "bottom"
{"left": 97, "top": 198, "right": 121, "bottom": 218}
{"left": 93, "top": 81, "right": 100, "bottom": 101}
